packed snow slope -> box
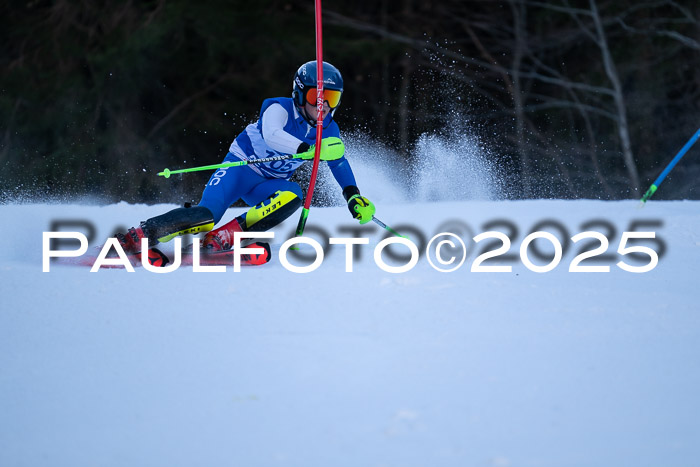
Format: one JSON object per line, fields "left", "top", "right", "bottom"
{"left": 1, "top": 199, "right": 700, "bottom": 467}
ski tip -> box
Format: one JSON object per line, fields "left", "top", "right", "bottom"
{"left": 147, "top": 248, "right": 170, "bottom": 267}
{"left": 246, "top": 241, "right": 272, "bottom": 265}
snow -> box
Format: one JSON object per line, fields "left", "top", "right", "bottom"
{"left": 1, "top": 199, "right": 700, "bottom": 466}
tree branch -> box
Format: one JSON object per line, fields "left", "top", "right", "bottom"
{"left": 147, "top": 74, "right": 229, "bottom": 139}
{"left": 324, "top": 10, "right": 506, "bottom": 75}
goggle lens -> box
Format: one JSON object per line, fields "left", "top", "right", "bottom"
{"left": 304, "top": 88, "right": 342, "bottom": 108}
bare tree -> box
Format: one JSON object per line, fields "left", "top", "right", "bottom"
{"left": 526, "top": 0, "right": 641, "bottom": 193}
{"left": 587, "top": 0, "right": 640, "bottom": 192}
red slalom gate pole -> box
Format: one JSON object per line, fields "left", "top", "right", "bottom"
{"left": 295, "top": 0, "right": 324, "bottom": 238}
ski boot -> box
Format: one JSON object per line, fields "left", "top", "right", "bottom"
{"left": 114, "top": 223, "right": 150, "bottom": 254}
{"left": 202, "top": 218, "right": 243, "bottom": 251}
{"left": 111, "top": 223, "right": 169, "bottom": 267}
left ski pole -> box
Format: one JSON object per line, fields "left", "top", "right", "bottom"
{"left": 640, "top": 127, "right": 700, "bottom": 205}
{"left": 157, "top": 154, "right": 300, "bottom": 179}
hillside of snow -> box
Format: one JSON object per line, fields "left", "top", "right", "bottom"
{"left": 1, "top": 198, "right": 700, "bottom": 466}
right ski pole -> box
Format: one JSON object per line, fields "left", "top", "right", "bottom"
{"left": 372, "top": 216, "right": 406, "bottom": 238}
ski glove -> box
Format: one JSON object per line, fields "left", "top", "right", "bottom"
{"left": 297, "top": 137, "right": 345, "bottom": 161}
{"left": 347, "top": 194, "right": 376, "bottom": 224}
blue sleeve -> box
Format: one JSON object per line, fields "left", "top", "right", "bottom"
{"left": 327, "top": 156, "right": 357, "bottom": 189}
{"left": 323, "top": 122, "right": 354, "bottom": 188}
{"left": 323, "top": 120, "right": 341, "bottom": 138}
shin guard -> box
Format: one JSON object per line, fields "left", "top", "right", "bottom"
{"left": 239, "top": 190, "right": 302, "bottom": 232}
{"left": 143, "top": 205, "right": 216, "bottom": 244}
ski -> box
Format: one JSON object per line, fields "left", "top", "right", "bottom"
{"left": 181, "top": 241, "right": 271, "bottom": 267}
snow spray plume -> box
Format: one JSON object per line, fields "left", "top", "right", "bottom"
{"left": 410, "top": 123, "right": 503, "bottom": 202}
{"left": 407, "top": 58, "right": 505, "bottom": 201}
{"left": 316, "top": 127, "right": 503, "bottom": 206}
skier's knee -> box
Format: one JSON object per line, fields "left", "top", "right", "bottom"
{"left": 240, "top": 190, "right": 302, "bottom": 232}
{"left": 286, "top": 182, "right": 303, "bottom": 200}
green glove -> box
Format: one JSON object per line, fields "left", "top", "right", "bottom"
{"left": 298, "top": 137, "right": 345, "bottom": 161}
{"left": 347, "top": 194, "right": 376, "bottom": 224}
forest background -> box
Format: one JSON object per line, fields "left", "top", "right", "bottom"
{"left": 1, "top": 0, "right": 699, "bottom": 203}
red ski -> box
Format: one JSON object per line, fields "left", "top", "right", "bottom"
{"left": 59, "top": 241, "right": 271, "bottom": 269}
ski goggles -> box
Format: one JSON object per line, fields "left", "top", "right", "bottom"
{"left": 304, "top": 88, "right": 342, "bottom": 108}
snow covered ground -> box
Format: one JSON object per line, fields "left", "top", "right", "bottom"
{"left": 1, "top": 198, "right": 700, "bottom": 466}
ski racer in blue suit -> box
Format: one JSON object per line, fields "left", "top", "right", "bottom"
{"left": 115, "top": 61, "right": 376, "bottom": 256}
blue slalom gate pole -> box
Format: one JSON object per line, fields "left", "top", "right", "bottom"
{"left": 640, "top": 127, "right": 700, "bottom": 205}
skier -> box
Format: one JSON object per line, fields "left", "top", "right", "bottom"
{"left": 114, "top": 60, "right": 375, "bottom": 260}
